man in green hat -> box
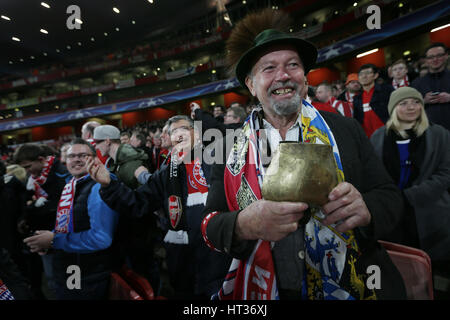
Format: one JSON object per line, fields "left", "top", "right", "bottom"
{"left": 201, "top": 8, "right": 407, "bottom": 300}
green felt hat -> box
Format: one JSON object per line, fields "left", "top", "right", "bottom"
{"left": 235, "top": 29, "right": 318, "bottom": 88}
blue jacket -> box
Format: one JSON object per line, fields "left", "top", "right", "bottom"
{"left": 53, "top": 175, "right": 119, "bottom": 254}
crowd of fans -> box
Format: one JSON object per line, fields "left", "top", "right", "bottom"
{"left": 0, "top": 39, "right": 449, "bottom": 300}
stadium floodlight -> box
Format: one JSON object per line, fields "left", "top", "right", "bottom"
{"left": 431, "top": 23, "right": 450, "bottom": 32}
{"left": 357, "top": 48, "right": 378, "bottom": 58}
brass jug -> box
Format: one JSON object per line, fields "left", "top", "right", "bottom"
{"left": 261, "top": 142, "right": 338, "bottom": 207}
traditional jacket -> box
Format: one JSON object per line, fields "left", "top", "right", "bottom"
{"left": 202, "top": 104, "right": 407, "bottom": 300}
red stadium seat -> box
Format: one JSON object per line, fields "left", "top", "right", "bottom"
{"left": 379, "top": 240, "right": 433, "bottom": 300}
{"left": 120, "top": 265, "right": 155, "bottom": 300}
{"left": 109, "top": 272, "right": 143, "bottom": 300}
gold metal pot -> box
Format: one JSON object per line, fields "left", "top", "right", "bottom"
{"left": 261, "top": 142, "right": 338, "bottom": 207}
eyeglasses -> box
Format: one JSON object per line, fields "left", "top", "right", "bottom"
{"left": 67, "top": 153, "right": 92, "bottom": 160}
{"left": 426, "top": 53, "right": 446, "bottom": 60}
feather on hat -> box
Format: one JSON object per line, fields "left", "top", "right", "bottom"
{"left": 226, "top": 8, "right": 317, "bottom": 88}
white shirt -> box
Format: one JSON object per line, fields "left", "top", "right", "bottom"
{"left": 262, "top": 112, "right": 302, "bottom": 154}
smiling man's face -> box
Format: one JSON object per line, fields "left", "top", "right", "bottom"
{"left": 245, "top": 44, "right": 305, "bottom": 118}
{"left": 66, "top": 144, "right": 94, "bottom": 178}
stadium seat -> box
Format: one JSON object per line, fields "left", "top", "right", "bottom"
{"left": 109, "top": 272, "right": 143, "bottom": 300}
{"left": 120, "top": 265, "right": 155, "bottom": 300}
{"left": 379, "top": 240, "right": 433, "bottom": 300}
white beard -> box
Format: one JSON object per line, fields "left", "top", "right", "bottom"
{"left": 270, "top": 91, "right": 301, "bottom": 116}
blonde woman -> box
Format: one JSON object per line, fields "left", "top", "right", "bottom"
{"left": 371, "top": 87, "right": 450, "bottom": 285}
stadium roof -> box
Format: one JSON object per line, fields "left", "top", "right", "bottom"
{"left": 0, "top": 0, "right": 216, "bottom": 77}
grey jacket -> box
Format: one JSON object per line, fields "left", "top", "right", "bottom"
{"left": 371, "top": 124, "right": 450, "bottom": 261}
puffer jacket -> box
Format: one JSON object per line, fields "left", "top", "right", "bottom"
{"left": 110, "top": 144, "right": 149, "bottom": 189}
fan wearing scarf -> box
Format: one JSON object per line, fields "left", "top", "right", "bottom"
{"left": 14, "top": 143, "right": 70, "bottom": 298}
{"left": 14, "top": 143, "right": 70, "bottom": 235}
{"left": 390, "top": 59, "right": 410, "bottom": 90}
{"left": 23, "top": 138, "right": 119, "bottom": 300}
{"left": 86, "top": 115, "right": 232, "bottom": 299}
{"left": 201, "top": 8, "right": 407, "bottom": 300}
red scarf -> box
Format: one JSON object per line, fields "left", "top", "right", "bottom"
{"left": 219, "top": 121, "right": 278, "bottom": 300}
{"left": 32, "top": 156, "right": 55, "bottom": 199}
{"left": 330, "top": 97, "right": 353, "bottom": 118}
{"left": 87, "top": 139, "right": 109, "bottom": 165}
{"left": 345, "top": 91, "right": 356, "bottom": 104}
{"left": 167, "top": 149, "right": 207, "bottom": 229}
{"left": 158, "top": 148, "right": 170, "bottom": 169}
{"left": 185, "top": 157, "right": 209, "bottom": 206}
{"left": 392, "top": 75, "right": 409, "bottom": 89}
{"left": 54, "top": 177, "right": 77, "bottom": 234}
{"left": 362, "top": 87, "right": 384, "bottom": 138}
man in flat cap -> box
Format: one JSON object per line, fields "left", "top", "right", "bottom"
{"left": 201, "top": 8, "right": 406, "bottom": 300}
{"left": 93, "top": 125, "right": 149, "bottom": 189}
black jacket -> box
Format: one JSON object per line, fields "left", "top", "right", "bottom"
{"left": 99, "top": 154, "right": 231, "bottom": 297}
{"left": 203, "top": 111, "right": 407, "bottom": 299}
{"left": 0, "top": 175, "right": 26, "bottom": 258}
{"left": 24, "top": 159, "right": 70, "bottom": 231}
{"left": 412, "top": 69, "right": 450, "bottom": 131}
{"left": 353, "top": 83, "right": 394, "bottom": 125}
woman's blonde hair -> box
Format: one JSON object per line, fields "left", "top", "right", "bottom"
{"left": 386, "top": 100, "right": 429, "bottom": 138}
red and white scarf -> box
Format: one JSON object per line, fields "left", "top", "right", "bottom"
{"left": 330, "top": 97, "right": 353, "bottom": 118}
{"left": 86, "top": 138, "right": 109, "bottom": 165}
{"left": 185, "top": 157, "right": 209, "bottom": 207}
{"left": 165, "top": 151, "right": 207, "bottom": 244}
{"left": 31, "top": 156, "right": 55, "bottom": 199}
{"left": 392, "top": 75, "right": 409, "bottom": 89}
{"left": 345, "top": 91, "right": 356, "bottom": 104}
{"left": 54, "top": 175, "right": 88, "bottom": 234}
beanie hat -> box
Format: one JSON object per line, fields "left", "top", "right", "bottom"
{"left": 388, "top": 86, "right": 423, "bottom": 115}
{"left": 93, "top": 125, "right": 120, "bottom": 140}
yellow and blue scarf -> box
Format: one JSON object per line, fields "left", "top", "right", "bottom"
{"left": 215, "top": 100, "right": 376, "bottom": 300}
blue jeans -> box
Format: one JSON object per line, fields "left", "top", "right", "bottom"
{"left": 41, "top": 254, "right": 57, "bottom": 297}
